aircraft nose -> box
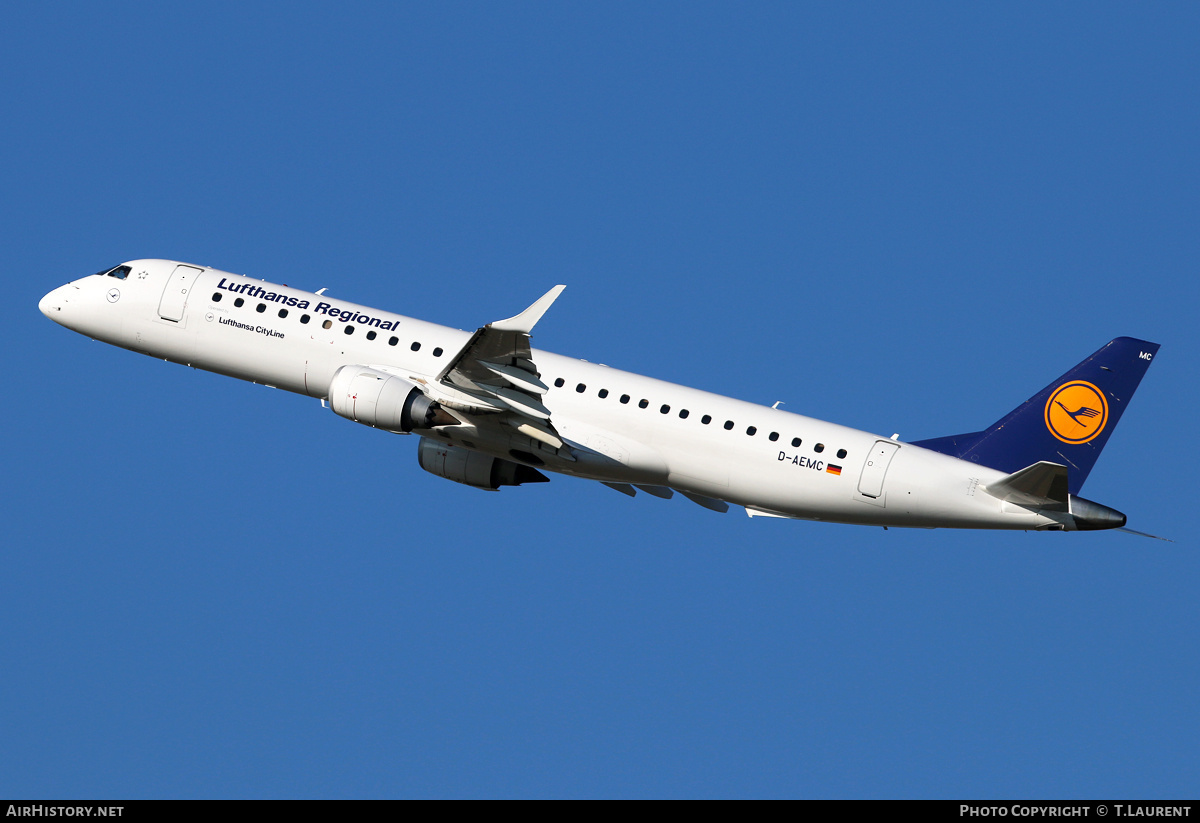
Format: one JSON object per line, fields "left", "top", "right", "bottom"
{"left": 39, "top": 285, "right": 71, "bottom": 322}
{"left": 39, "top": 288, "right": 59, "bottom": 318}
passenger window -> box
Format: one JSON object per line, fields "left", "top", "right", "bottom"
{"left": 234, "top": 298, "right": 245, "bottom": 308}
{"left": 814, "top": 443, "right": 825, "bottom": 453}
{"left": 554, "top": 378, "right": 565, "bottom": 388}
{"left": 366, "top": 330, "right": 377, "bottom": 340}
{"left": 598, "top": 389, "right": 609, "bottom": 398}
{"left": 256, "top": 303, "right": 266, "bottom": 313}
{"left": 322, "top": 319, "right": 332, "bottom": 329}
{"left": 769, "top": 432, "right": 779, "bottom": 442}
{"left": 701, "top": 415, "right": 712, "bottom": 424}
{"left": 724, "top": 420, "right": 734, "bottom": 430}
{"left": 278, "top": 308, "right": 288, "bottom": 318}
{"left": 433, "top": 347, "right": 443, "bottom": 357}
{"left": 746, "top": 426, "right": 757, "bottom": 436}
{"left": 620, "top": 395, "right": 630, "bottom": 404}
{"left": 212, "top": 292, "right": 222, "bottom": 302}
{"left": 388, "top": 336, "right": 398, "bottom": 346}
{"left": 679, "top": 409, "right": 689, "bottom": 419}
{"left": 660, "top": 404, "right": 670, "bottom": 414}
{"left": 638, "top": 399, "right": 649, "bottom": 409}
{"left": 837, "top": 449, "right": 847, "bottom": 459}
{"left": 791, "top": 437, "right": 801, "bottom": 447}
{"left": 576, "top": 383, "right": 586, "bottom": 393}
{"left": 344, "top": 325, "right": 354, "bottom": 335}
{"left": 411, "top": 342, "right": 421, "bottom": 351}
{"left": 300, "top": 314, "right": 310, "bottom": 324}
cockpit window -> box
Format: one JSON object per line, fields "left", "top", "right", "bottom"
{"left": 95, "top": 265, "right": 131, "bottom": 280}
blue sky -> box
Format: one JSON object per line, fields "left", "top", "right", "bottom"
{"left": 3, "top": 2, "right": 1197, "bottom": 798}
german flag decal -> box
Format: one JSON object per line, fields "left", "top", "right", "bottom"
{"left": 827, "top": 464, "right": 842, "bottom": 476}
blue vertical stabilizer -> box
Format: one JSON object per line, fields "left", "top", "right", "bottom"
{"left": 912, "top": 337, "right": 1160, "bottom": 495}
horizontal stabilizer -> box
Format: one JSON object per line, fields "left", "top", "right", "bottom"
{"left": 982, "top": 461, "right": 1069, "bottom": 508}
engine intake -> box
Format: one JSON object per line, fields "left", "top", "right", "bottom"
{"left": 418, "top": 438, "right": 549, "bottom": 490}
{"left": 328, "top": 365, "right": 455, "bottom": 433}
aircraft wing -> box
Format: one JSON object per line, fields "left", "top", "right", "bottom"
{"left": 434, "top": 285, "right": 568, "bottom": 450}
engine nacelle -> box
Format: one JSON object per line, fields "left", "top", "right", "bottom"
{"left": 328, "top": 365, "right": 452, "bottom": 433}
{"left": 418, "top": 438, "right": 549, "bottom": 490}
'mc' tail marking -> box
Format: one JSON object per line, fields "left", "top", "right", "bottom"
{"left": 913, "top": 337, "right": 1159, "bottom": 495}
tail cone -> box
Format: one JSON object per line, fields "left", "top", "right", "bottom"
{"left": 1070, "top": 495, "right": 1127, "bottom": 531}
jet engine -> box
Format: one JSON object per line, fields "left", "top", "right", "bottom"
{"left": 418, "top": 438, "right": 549, "bottom": 490}
{"left": 328, "top": 365, "right": 455, "bottom": 433}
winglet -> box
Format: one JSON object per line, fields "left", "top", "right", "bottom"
{"left": 490, "top": 285, "right": 566, "bottom": 333}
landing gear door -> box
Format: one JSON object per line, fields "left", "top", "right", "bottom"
{"left": 858, "top": 440, "right": 900, "bottom": 499}
{"left": 158, "top": 265, "right": 204, "bottom": 322}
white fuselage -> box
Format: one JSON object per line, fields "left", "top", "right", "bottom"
{"left": 40, "top": 259, "right": 1071, "bottom": 531}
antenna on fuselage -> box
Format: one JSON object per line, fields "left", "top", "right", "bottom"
{"left": 316, "top": 288, "right": 328, "bottom": 295}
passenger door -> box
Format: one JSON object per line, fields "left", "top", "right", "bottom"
{"left": 158, "top": 264, "right": 204, "bottom": 322}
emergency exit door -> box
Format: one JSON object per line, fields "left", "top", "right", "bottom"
{"left": 858, "top": 440, "right": 900, "bottom": 499}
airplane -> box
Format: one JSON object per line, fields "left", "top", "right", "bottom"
{"left": 39, "top": 259, "right": 1161, "bottom": 534}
